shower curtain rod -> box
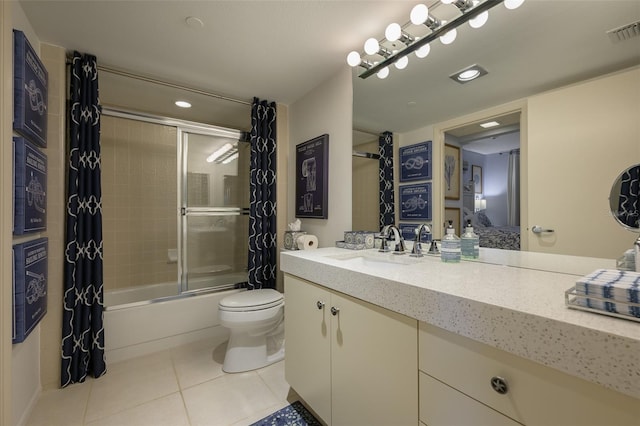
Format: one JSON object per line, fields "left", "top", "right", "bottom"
{"left": 65, "top": 56, "right": 251, "bottom": 106}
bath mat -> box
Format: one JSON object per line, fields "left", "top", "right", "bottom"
{"left": 250, "top": 401, "right": 322, "bottom": 426}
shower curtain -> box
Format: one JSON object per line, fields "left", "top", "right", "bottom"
{"left": 248, "top": 98, "right": 277, "bottom": 290}
{"left": 61, "top": 52, "right": 106, "bottom": 386}
{"left": 618, "top": 165, "right": 639, "bottom": 228}
{"left": 379, "top": 131, "right": 395, "bottom": 230}
{"left": 507, "top": 149, "right": 520, "bottom": 226}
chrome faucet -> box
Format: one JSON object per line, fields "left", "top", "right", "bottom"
{"left": 410, "top": 224, "right": 431, "bottom": 257}
{"left": 379, "top": 225, "right": 406, "bottom": 254}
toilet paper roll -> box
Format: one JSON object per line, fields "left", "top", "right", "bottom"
{"left": 296, "top": 234, "right": 318, "bottom": 250}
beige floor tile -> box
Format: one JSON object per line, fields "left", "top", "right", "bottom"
{"left": 182, "top": 372, "right": 280, "bottom": 426}
{"left": 26, "top": 381, "right": 92, "bottom": 426}
{"left": 256, "top": 361, "right": 291, "bottom": 401}
{"left": 230, "top": 401, "right": 290, "bottom": 426}
{"left": 85, "top": 351, "right": 179, "bottom": 422}
{"left": 172, "top": 339, "right": 227, "bottom": 390}
{"left": 85, "top": 392, "right": 189, "bottom": 426}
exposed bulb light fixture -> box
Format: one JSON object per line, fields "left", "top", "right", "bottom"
{"left": 439, "top": 27, "right": 457, "bottom": 45}
{"left": 175, "top": 100, "right": 192, "bottom": 108}
{"left": 347, "top": 0, "right": 525, "bottom": 79}
{"left": 377, "top": 67, "right": 390, "bottom": 79}
{"left": 347, "top": 51, "right": 362, "bottom": 67}
{"left": 504, "top": 0, "right": 525, "bottom": 10}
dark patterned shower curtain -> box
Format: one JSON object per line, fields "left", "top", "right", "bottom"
{"left": 247, "top": 98, "right": 277, "bottom": 289}
{"left": 618, "top": 165, "right": 639, "bottom": 228}
{"left": 379, "top": 131, "right": 395, "bottom": 230}
{"left": 61, "top": 52, "right": 106, "bottom": 386}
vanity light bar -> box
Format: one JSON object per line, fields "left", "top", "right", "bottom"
{"left": 351, "top": 0, "right": 523, "bottom": 80}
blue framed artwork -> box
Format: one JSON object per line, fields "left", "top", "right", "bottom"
{"left": 399, "top": 141, "right": 431, "bottom": 182}
{"left": 13, "top": 30, "right": 48, "bottom": 148}
{"left": 13, "top": 237, "right": 48, "bottom": 343}
{"left": 295, "top": 134, "right": 329, "bottom": 219}
{"left": 13, "top": 137, "right": 47, "bottom": 234}
{"left": 400, "top": 183, "right": 432, "bottom": 221}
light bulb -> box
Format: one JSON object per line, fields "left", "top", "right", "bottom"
{"left": 458, "top": 69, "right": 480, "bottom": 81}
{"left": 175, "top": 100, "right": 191, "bottom": 108}
{"left": 364, "top": 37, "right": 380, "bottom": 55}
{"left": 385, "top": 23, "right": 402, "bottom": 42}
{"left": 347, "top": 51, "right": 362, "bottom": 67}
{"left": 504, "top": 0, "right": 525, "bottom": 10}
{"left": 440, "top": 28, "right": 457, "bottom": 45}
{"left": 394, "top": 56, "right": 409, "bottom": 70}
{"left": 441, "top": 0, "right": 454, "bottom": 3}
{"left": 415, "top": 43, "right": 431, "bottom": 59}
{"left": 410, "top": 4, "right": 429, "bottom": 25}
{"left": 377, "top": 67, "right": 390, "bottom": 79}
{"left": 469, "top": 10, "right": 489, "bottom": 28}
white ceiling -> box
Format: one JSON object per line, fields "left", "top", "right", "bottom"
{"left": 18, "top": 0, "right": 640, "bottom": 135}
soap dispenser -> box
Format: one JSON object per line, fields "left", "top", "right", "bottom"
{"left": 461, "top": 219, "right": 479, "bottom": 259}
{"left": 441, "top": 221, "right": 461, "bottom": 263}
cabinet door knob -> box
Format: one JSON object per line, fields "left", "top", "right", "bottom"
{"left": 330, "top": 306, "right": 340, "bottom": 316}
{"left": 316, "top": 301, "right": 325, "bottom": 310}
{"left": 490, "top": 376, "right": 508, "bottom": 394}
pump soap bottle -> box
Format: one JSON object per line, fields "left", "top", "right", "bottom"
{"left": 461, "top": 219, "right": 479, "bottom": 259}
{"left": 441, "top": 220, "right": 461, "bottom": 263}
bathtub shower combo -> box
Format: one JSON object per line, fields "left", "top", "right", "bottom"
{"left": 101, "top": 109, "right": 284, "bottom": 369}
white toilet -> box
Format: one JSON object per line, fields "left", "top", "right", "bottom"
{"left": 218, "top": 288, "right": 285, "bottom": 373}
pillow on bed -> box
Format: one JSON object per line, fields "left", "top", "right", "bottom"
{"left": 475, "top": 211, "right": 493, "bottom": 227}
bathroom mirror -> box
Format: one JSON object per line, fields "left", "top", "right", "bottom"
{"left": 609, "top": 164, "right": 640, "bottom": 232}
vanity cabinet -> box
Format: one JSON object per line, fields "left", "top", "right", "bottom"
{"left": 418, "top": 322, "right": 638, "bottom": 426}
{"left": 284, "top": 274, "right": 418, "bottom": 426}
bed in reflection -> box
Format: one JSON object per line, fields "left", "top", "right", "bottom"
{"left": 466, "top": 209, "right": 521, "bottom": 251}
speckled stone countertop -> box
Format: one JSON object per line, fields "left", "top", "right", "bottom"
{"left": 280, "top": 247, "right": 640, "bottom": 399}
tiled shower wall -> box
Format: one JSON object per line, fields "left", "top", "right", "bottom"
{"left": 100, "top": 115, "right": 178, "bottom": 292}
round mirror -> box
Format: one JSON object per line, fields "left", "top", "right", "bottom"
{"left": 609, "top": 164, "right": 640, "bottom": 232}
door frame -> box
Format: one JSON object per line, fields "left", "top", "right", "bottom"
{"left": 433, "top": 99, "right": 528, "bottom": 250}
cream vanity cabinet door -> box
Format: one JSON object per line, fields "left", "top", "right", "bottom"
{"left": 284, "top": 274, "right": 418, "bottom": 426}
{"left": 419, "top": 322, "right": 639, "bottom": 426}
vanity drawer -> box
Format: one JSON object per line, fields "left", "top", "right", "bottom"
{"left": 420, "top": 372, "right": 520, "bottom": 426}
{"left": 418, "top": 322, "right": 638, "bottom": 426}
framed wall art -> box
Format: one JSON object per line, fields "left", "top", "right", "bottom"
{"left": 399, "top": 183, "right": 432, "bottom": 221}
{"left": 444, "top": 144, "right": 460, "bottom": 200}
{"left": 13, "top": 137, "right": 47, "bottom": 234}
{"left": 472, "top": 164, "right": 483, "bottom": 194}
{"left": 296, "top": 134, "right": 329, "bottom": 219}
{"left": 13, "top": 30, "right": 48, "bottom": 148}
{"left": 399, "top": 140, "right": 432, "bottom": 182}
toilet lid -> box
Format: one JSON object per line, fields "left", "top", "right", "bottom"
{"left": 219, "top": 289, "right": 284, "bottom": 312}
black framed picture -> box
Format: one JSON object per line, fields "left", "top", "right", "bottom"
{"left": 400, "top": 183, "right": 432, "bottom": 221}
{"left": 399, "top": 141, "right": 432, "bottom": 182}
{"left": 296, "top": 134, "right": 329, "bottom": 219}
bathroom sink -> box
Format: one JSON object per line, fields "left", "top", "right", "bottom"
{"left": 325, "top": 251, "right": 421, "bottom": 267}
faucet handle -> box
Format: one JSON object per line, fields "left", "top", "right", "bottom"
{"left": 410, "top": 241, "right": 423, "bottom": 257}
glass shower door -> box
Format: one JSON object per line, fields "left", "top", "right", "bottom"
{"left": 180, "top": 129, "right": 249, "bottom": 293}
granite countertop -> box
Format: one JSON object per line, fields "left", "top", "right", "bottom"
{"left": 280, "top": 247, "right": 640, "bottom": 399}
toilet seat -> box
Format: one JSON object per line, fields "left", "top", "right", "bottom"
{"left": 219, "top": 289, "right": 283, "bottom": 312}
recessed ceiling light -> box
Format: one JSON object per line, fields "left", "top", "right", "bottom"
{"left": 449, "top": 64, "right": 488, "bottom": 84}
{"left": 480, "top": 121, "right": 500, "bottom": 128}
{"left": 175, "top": 100, "right": 192, "bottom": 108}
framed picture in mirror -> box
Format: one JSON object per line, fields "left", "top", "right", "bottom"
{"left": 472, "top": 165, "right": 483, "bottom": 194}
{"left": 444, "top": 144, "right": 460, "bottom": 200}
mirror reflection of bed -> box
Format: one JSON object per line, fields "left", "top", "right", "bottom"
{"left": 447, "top": 112, "right": 521, "bottom": 251}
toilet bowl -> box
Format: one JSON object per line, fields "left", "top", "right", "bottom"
{"left": 218, "top": 289, "right": 285, "bottom": 373}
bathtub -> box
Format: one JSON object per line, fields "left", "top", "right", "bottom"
{"left": 103, "top": 273, "right": 247, "bottom": 364}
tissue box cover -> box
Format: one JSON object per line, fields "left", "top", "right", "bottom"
{"left": 13, "top": 137, "right": 47, "bottom": 234}
{"left": 13, "top": 237, "right": 48, "bottom": 343}
{"left": 284, "top": 231, "right": 306, "bottom": 250}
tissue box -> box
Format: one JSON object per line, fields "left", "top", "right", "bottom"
{"left": 343, "top": 231, "right": 375, "bottom": 249}
{"left": 284, "top": 231, "right": 306, "bottom": 250}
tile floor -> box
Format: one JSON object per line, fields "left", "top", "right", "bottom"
{"left": 26, "top": 338, "right": 300, "bottom": 426}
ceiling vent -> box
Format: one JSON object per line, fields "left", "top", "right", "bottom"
{"left": 607, "top": 20, "right": 640, "bottom": 43}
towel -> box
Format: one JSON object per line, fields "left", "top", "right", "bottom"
{"left": 574, "top": 269, "right": 640, "bottom": 303}
{"left": 574, "top": 297, "right": 640, "bottom": 319}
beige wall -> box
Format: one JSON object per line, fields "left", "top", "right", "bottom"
{"left": 101, "top": 116, "right": 178, "bottom": 291}
{"left": 352, "top": 140, "right": 379, "bottom": 231}
{"left": 289, "top": 68, "right": 353, "bottom": 246}
{"left": 527, "top": 67, "right": 640, "bottom": 257}
{"left": 276, "top": 103, "right": 289, "bottom": 293}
